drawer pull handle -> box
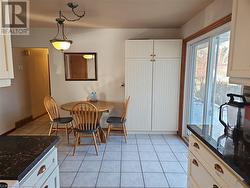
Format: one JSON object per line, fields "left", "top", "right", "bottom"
{"left": 44, "top": 186, "right": 48, "bottom": 188}
{"left": 213, "top": 185, "right": 219, "bottom": 188}
{"left": 192, "top": 159, "right": 199, "bottom": 167}
{"left": 193, "top": 142, "right": 200, "bottom": 149}
{"left": 37, "top": 165, "right": 46, "bottom": 176}
{"left": 214, "top": 164, "right": 224, "bottom": 174}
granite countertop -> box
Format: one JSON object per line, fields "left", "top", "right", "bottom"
{"left": 0, "top": 136, "right": 59, "bottom": 181}
{"left": 188, "top": 124, "right": 250, "bottom": 186}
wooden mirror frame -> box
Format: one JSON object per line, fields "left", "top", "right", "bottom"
{"left": 64, "top": 52, "right": 97, "bottom": 81}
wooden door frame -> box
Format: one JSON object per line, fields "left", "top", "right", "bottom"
{"left": 177, "top": 14, "right": 232, "bottom": 136}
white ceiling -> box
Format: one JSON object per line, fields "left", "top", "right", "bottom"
{"left": 29, "top": 0, "right": 214, "bottom": 28}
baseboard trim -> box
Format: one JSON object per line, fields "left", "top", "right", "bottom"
{"left": 33, "top": 113, "right": 47, "bottom": 121}
{"left": 2, "top": 128, "right": 16, "bottom": 135}
{"left": 2, "top": 114, "right": 47, "bottom": 136}
{"left": 15, "top": 115, "right": 33, "bottom": 129}
{"left": 127, "top": 131, "right": 177, "bottom": 134}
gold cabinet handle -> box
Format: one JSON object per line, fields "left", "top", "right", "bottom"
{"left": 193, "top": 142, "right": 200, "bottom": 149}
{"left": 192, "top": 159, "right": 199, "bottom": 167}
{"left": 37, "top": 165, "right": 46, "bottom": 176}
{"left": 214, "top": 164, "right": 224, "bottom": 174}
{"left": 213, "top": 184, "right": 219, "bottom": 188}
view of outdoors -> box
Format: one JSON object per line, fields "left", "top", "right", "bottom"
{"left": 190, "top": 41, "right": 209, "bottom": 125}
{"left": 189, "top": 31, "right": 242, "bottom": 139}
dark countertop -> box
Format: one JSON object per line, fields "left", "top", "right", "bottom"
{"left": 0, "top": 136, "right": 59, "bottom": 181}
{"left": 188, "top": 124, "right": 250, "bottom": 186}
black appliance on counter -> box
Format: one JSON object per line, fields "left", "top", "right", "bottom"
{"left": 218, "top": 94, "right": 250, "bottom": 158}
{"left": 219, "top": 94, "right": 250, "bottom": 137}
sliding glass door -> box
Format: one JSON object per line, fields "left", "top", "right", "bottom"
{"left": 189, "top": 39, "right": 209, "bottom": 126}
{"left": 187, "top": 30, "right": 241, "bottom": 138}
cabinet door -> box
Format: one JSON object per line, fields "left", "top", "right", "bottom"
{"left": 228, "top": 0, "right": 250, "bottom": 78}
{"left": 125, "top": 59, "right": 152, "bottom": 131}
{"left": 125, "top": 40, "right": 153, "bottom": 59}
{"left": 41, "top": 166, "right": 60, "bottom": 188}
{"left": 154, "top": 40, "right": 182, "bottom": 59}
{"left": 0, "top": 35, "right": 14, "bottom": 79}
{"left": 189, "top": 153, "right": 222, "bottom": 188}
{"left": 152, "top": 59, "right": 180, "bottom": 132}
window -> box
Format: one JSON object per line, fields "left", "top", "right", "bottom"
{"left": 185, "top": 30, "right": 242, "bottom": 139}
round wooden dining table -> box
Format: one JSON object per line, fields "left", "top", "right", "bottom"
{"left": 61, "top": 100, "right": 115, "bottom": 143}
{"left": 61, "top": 100, "right": 114, "bottom": 112}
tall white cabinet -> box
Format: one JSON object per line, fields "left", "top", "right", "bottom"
{"left": 228, "top": 0, "right": 250, "bottom": 85}
{"left": 0, "top": 34, "right": 14, "bottom": 87}
{"left": 125, "top": 40, "right": 182, "bottom": 132}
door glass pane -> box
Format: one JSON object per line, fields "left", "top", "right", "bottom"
{"left": 190, "top": 41, "right": 209, "bottom": 125}
{"left": 210, "top": 31, "right": 241, "bottom": 139}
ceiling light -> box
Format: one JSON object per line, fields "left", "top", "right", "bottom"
{"left": 50, "top": 2, "right": 85, "bottom": 51}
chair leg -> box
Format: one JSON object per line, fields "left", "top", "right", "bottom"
{"left": 124, "top": 124, "right": 128, "bottom": 136}
{"left": 122, "top": 124, "right": 127, "bottom": 143}
{"left": 48, "top": 122, "right": 53, "bottom": 136}
{"left": 92, "top": 132, "right": 99, "bottom": 155}
{"left": 70, "top": 122, "right": 75, "bottom": 136}
{"left": 73, "top": 133, "right": 79, "bottom": 156}
{"left": 65, "top": 124, "right": 69, "bottom": 144}
{"left": 97, "top": 129, "right": 101, "bottom": 145}
{"left": 55, "top": 123, "right": 59, "bottom": 136}
{"left": 107, "top": 124, "right": 111, "bottom": 139}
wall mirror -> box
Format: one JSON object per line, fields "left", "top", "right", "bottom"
{"left": 64, "top": 52, "right": 97, "bottom": 81}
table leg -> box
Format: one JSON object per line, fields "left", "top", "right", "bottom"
{"left": 98, "top": 112, "right": 107, "bottom": 143}
{"left": 99, "top": 128, "right": 107, "bottom": 143}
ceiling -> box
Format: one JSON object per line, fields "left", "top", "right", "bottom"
{"left": 29, "top": 0, "right": 214, "bottom": 28}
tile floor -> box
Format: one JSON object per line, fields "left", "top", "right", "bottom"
{"left": 10, "top": 115, "right": 188, "bottom": 188}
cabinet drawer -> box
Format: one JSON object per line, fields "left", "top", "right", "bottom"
{"left": 189, "top": 135, "right": 243, "bottom": 187}
{"left": 189, "top": 152, "right": 222, "bottom": 188}
{"left": 20, "top": 147, "right": 57, "bottom": 187}
{"left": 188, "top": 176, "right": 199, "bottom": 188}
{"left": 40, "top": 166, "right": 60, "bottom": 188}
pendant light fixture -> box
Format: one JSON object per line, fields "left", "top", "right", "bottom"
{"left": 50, "top": 2, "right": 85, "bottom": 51}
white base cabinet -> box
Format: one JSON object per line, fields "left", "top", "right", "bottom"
{"left": 20, "top": 147, "right": 59, "bottom": 188}
{"left": 188, "top": 135, "right": 248, "bottom": 188}
{"left": 3, "top": 147, "right": 60, "bottom": 188}
{"left": 125, "top": 40, "right": 181, "bottom": 132}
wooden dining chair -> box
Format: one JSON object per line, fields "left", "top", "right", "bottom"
{"left": 107, "top": 96, "right": 130, "bottom": 142}
{"left": 71, "top": 102, "right": 101, "bottom": 155}
{"left": 44, "top": 96, "right": 74, "bottom": 143}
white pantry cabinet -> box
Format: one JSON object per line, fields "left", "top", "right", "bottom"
{"left": 228, "top": 0, "right": 250, "bottom": 85}
{"left": 125, "top": 40, "right": 181, "bottom": 132}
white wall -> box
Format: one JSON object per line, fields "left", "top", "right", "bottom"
{"left": 12, "top": 28, "right": 181, "bottom": 108}
{"left": 181, "top": 0, "right": 233, "bottom": 38}
{"left": 0, "top": 48, "right": 32, "bottom": 134}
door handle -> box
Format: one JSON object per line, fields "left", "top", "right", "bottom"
{"left": 193, "top": 142, "right": 200, "bottom": 149}
{"left": 214, "top": 164, "right": 224, "bottom": 174}
{"left": 37, "top": 165, "right": 46, "bottom": 176}
{"left": 192, "top": 159, "right": 199, "bottom": 167}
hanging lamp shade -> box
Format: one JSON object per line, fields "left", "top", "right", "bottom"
{"left": 50, "top": 39, "right": 72, "bottom": 51}
{"left": 50, "top": 18, "right": 73, "bottom": 51}
{"left": 50, "top": 4, "right": 85, "bottom": 51}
